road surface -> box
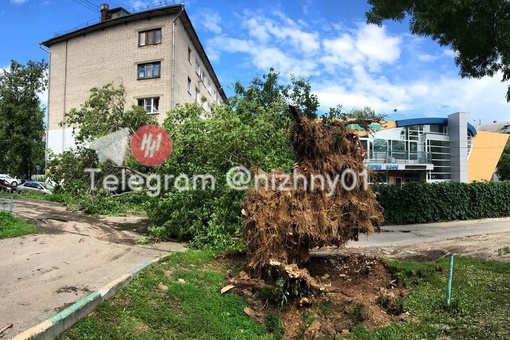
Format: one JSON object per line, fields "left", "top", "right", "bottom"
{"left": 0, "top": 198, "right": 185, "bottom": 339}
{"left": 347, "top": 217, "right": 510, "bottom": 248}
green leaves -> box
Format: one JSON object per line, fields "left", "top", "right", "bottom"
{"left": 373, "top": 181, "right": 510, "bottom": 224}
{"left": 496, "top": 138, "right": 510, "bottom": 180}
{"left": 145, "top": 69, "right": 322, "bottom": 249}
{"left": 0, "top": 59, "right": 47, "bottom": 177}
{"left": 61, "top": 83, "right": 157, "bottom": 145}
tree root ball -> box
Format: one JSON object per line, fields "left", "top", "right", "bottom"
{"left": 242, "top": 105, "right": 384, "bottom": 279}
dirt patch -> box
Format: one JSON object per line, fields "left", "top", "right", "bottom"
{"left": 13, "top": 198, "right": 150, "bottom": 245}
{"left": 55, "top": 285, "right": 91, "bottom": 294}
{"left": 227, "top": 253, "right": 408, "bottom": 339}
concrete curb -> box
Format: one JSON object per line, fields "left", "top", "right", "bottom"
{"left": 12, "top": 257, "right": 163, "bottom": 340}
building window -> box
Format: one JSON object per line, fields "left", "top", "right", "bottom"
{"left": 204, "top": 76, "right": 212, "bottom": 94}
{"left": 137, "top": 97, "right": 160, "bottom": 114}
{"left": 139, "top": 29, "right": 162, "bottom": 46}
{"left": 195, "top": 57, "right": 201, "bottom": 78}
{"left": 188, "top": 47, "right": 192, "bottom": 63}
{"left": 203, "top": 100, "right": 210, "bottom": 113}
{"left": 138, "top": 62, "right": 160, "bottom": 79}
{"left": 187, "top": 77, "right": 192, "bottom": 94}
{"left": 195, "top": 88, "right": 201, "bottom": 103}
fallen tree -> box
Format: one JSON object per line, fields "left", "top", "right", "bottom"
{"left": 242, "top": 105, "right": 384, "bottom": 281}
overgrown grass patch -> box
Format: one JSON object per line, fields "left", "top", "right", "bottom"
{"left": 0, "top": 211, "right": 36, "bottom": 239}
{"left": 60, "top": 251, "right": 278, "bottom": 339}
{"left": 351, "top": 256, "right": 510, "bottom": 339}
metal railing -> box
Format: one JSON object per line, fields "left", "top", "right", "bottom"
{"left": 0, "top": 195, "right": 14, "bottom": 214}
{"left": 364, "top": 151, "right": 433, "bottom": 164}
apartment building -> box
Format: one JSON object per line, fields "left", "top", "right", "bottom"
{"left": 41, "top": 4, "right": 227, "bottom": 153}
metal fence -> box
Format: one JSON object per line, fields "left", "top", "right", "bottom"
{"left": 0, "top": 195, "right": 14, "bottom": 214}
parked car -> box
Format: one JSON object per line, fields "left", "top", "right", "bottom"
{"left": 16, "top": 181, "right": 54, "bottom": 195}
{"left": 0, "top": 179, "right": 15, "bottom": 193}
{"left": 0, "top": 174, "right": 19, "bottom": 187}
{"left": 14, "top": 175, "right": 28, "bottom": 185}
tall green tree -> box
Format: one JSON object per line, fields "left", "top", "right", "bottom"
{"left": 366, "top": 0, "right": 510, "bottom": 100}
{"left": 50, "top": 83, "right": 159, "bottom": 193}
{"left": 231, "top": 67, "right": 320, "bottom": 120}
{"left": 496, "top": 138, "right": 510, "bottom": 180}
{"left": 0, "top": 60, "right": 47, "bottom": 177}
{"left": 326, "top": 105, "right": 384, "bottom": 120}
{"left": 62, "top": 83, "right": 157, "bottom": 144}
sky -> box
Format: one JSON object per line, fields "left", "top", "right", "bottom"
{"left": 1, "top": 0, "right": 510, "bottom": 125}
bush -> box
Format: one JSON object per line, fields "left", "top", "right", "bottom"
{"left": 373, "top": 181, "right": 510, "bottom": 224}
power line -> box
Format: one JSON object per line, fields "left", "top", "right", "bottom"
{"left": 72, "top": 0, "right": 97, "bottom": 13}
{"left": 128, "top": 1, "right": 173, "bottom": 12}
{"left": 82, "top": 0, "right": 99, "bottom": 8}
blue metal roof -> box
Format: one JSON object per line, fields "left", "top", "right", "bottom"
{"left": 395, "top": 118, "right": 477, "bottom": 136}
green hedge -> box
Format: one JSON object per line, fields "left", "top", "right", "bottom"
{"left": 373, "top": 181, "right": 510, "bottom": 225}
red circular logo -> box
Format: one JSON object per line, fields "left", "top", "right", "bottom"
{"left": 131, "top": 125, "right": 172, "bottom": 166}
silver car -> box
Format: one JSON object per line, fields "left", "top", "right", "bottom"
{"left": 16, "top": 181, "right": 54, "bottom": 195}
{"left": 0, "top": 174, "right": 19, "bottom": 187}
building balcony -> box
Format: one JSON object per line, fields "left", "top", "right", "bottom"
{"left": 364, "top": 151, "right": 434, "bottom": 170}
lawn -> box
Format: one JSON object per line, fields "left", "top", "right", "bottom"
{"left": 60, "top": 251, "right": 510, "bottom": 339}
{"left": 0, "top": 211, "right": 36, "bottom": 239}
{"left": 351, "top": 256, "right": 510, "bottom": 339}
{"left": 61, "top": 251, "right": 275, "bottom": 340}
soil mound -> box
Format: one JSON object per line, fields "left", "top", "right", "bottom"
{"left": 227, "top": 253, "right": 408, "bottom": 339}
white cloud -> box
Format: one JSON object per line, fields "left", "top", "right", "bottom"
{"left": 204, "top": 10, "right": 510, "bottom": 123}
{"left": 443, "top": 49, "right": 458, "bottom": 58}
{"left": 194, "top": 10, "right": 222, "bottom": 34}
{"left": 313, "top": 67, "right": 510, "bottom": 125}
{"left": 302, "top": 0, "right": 312, "bottom": 15}
{"left": 126, "top": 1, "right": 148, "bottom": 9}
{"left": 321, "top": 25, "right": 401, "bottom": 73}
{"left": 416, "top": 53, "right": 440, "bottom": 62}
{"left": 10, "top": 0, "right": 28, "bottom": 4}
{"left": 355, "top": 25, "right": 401, "bottom": 68}
{"left": 250, "top": 10, "right": 320, "bottom": 55}
{"left": 39, "top": 87, "right": 48, "bottom": 112}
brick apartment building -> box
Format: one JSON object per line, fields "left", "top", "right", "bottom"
{"left": 41, "top": 3, "right": 227, "bottom": 153}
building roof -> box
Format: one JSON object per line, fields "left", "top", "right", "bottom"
{"left": 476, "top": 121, "right": 510, "bottom": 134}
{"left": 396, "top": 117, "right": 477, "bottom": 136}
{"left": 41, "top": 4, "right": 228, "bottom": 103}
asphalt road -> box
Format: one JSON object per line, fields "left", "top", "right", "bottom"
{"left": 0, "top": 198, "right": 185, "bottom": 339}
{"left": 346, "top": 217, "right": 510, "bottom": 248}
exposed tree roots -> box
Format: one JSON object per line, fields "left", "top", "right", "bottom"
{"left": 242, "top": 105, "right": 384, "bottom": 282}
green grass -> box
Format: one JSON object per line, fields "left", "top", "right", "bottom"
{"left": 60, "top": 252, "right": 510, "bottom": 339}
{"left": 14, "top": 191, "right": 68, "bottom": 202}
{"left": 350, "top": 256, "right": 510, "bottom": 339}
{"left": 497, "top": 246, "right": 510, "bottom": 256}
{"left": 60, "top": 251, "right": 279, "bottom": 339}
{"left": 0, "top": 211, "right": 37, "bottom": 239}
